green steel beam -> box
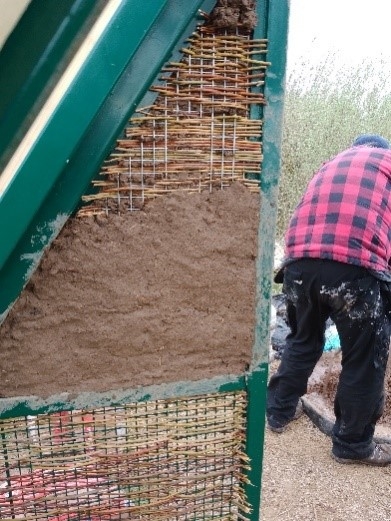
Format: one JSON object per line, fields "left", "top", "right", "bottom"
{"left": 0, "top": 0, "right": 216, "bottom": 321}
{"left": 0, "top": 374, "right": 246, "bottom": 420}
{"left": 0, "top": 0, "right": 106, "bottom": 171}
{"left": 245, "top": 1, "right": 290, "bottom": 519}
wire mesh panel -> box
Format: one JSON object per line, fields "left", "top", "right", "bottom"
{"left": 0, "top": 391, "right": 249, "bottom": 520}
{"left": 79, "top": 25, "right": 268, "bottom": 216}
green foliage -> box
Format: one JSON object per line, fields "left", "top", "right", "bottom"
{"left": 276, "top": 54, "right": 391, "bottom": 240}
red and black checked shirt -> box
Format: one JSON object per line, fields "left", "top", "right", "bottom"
{"left": 285, "top": 146, "right": 391, "bottom": 276}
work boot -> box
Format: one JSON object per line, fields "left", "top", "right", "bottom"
{"left": 267, "top": 400, "right": 304, "bottom": 433}
{"left": 332, "top": 443, "right": 391, "bottom": 467}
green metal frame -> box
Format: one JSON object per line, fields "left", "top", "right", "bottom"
{"left": 0, "top": 374, "right": 246, "bottom": 421}
{"left": 0, "top": 1, "right": 290, "bottom": 519}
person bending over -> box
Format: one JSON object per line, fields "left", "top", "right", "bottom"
{"left": 267, "top": 134, "right": 391, "bottom": 466}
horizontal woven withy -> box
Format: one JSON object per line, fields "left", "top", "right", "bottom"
{"left": 78, "top": 25, "right": 268, "bottom": 216}
{"left": 0, "top": 391, "right": 250, "bottom": 520}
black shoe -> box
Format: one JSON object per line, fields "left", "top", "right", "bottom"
{"left": 267, "top": 400, "right": 304, "bottom": 433}
{"left": 332, "top": 443, "right": 391, "bottom": 467}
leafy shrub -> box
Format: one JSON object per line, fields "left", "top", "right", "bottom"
{"left": 277, "top": 54, "right": 391, "bottom": 239}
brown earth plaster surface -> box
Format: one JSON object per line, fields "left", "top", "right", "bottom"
{"left": 0, "top": 183, "right": 259, "bottom": 398}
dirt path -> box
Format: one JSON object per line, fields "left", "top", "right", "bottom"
{"left": 261, "top": 356, "right": 391, "bottom": 520}
{"left": 261, "top": 413, "right": 391, "bottom": 520}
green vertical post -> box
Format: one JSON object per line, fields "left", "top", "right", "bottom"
{"left": 245, "top": 1, "right": 290, "bottom": 519}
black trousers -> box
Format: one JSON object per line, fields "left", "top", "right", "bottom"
{"left": 267, "top": 258, "right": 391, "bottom": 459}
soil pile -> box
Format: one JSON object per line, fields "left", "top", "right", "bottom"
{"left": 307, "top": 350, "right": 391, "bottom": 424}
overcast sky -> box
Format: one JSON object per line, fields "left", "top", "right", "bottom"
{"left": 287, "top": 0, "right": 391, "bottom": 71}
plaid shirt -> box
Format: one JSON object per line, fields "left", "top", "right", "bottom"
{"left": 285, "top": 146, "right": 391, "bottom": 276}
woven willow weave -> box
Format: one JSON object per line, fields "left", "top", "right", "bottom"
{"left": 79, "top": 25, "right": 268, "bottom": 216}
{"left": 0, "top": 392, "right": 249, "bottom": 520}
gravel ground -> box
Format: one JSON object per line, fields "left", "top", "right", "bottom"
{"left": 261, "top": 407, "right": 391, "bottom": 520}
{"left": 264, "top": 282, "right": 391, "bottom": 520}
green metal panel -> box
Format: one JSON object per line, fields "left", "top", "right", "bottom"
{"left": 0, "top": 0, "right": 216, "bottom": 322}
{"left": 245, "top": 1, "right": 290, "bottom": 519}
{"left": 0, "top": 0, "right": 106, "bottom": 171}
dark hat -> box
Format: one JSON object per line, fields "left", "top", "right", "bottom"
{"left": 352, "top": 134, "right": 390, "bottom": 149}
